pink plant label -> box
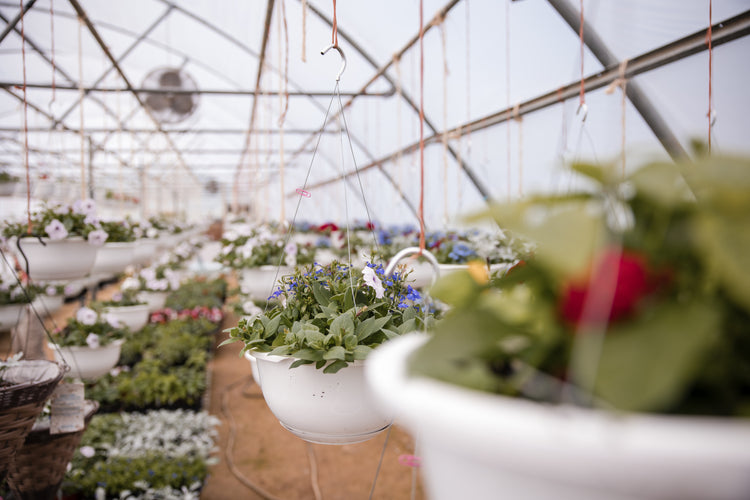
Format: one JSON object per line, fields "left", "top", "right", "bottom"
{"left": 398, "top": 454, "right": 422, "bottom": 468}
{"left": 296, "top": 188, "right": 311, "bottom": 198}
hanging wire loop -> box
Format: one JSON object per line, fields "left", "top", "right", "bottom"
{"left": 321, "top": 44, "right": 346, "bottom": 82}
{"left": 384, "top": 246, "right": 440, "bottom": 286}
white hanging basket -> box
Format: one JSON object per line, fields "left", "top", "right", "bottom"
{"left": 0, "top": 303, "right": 25, "bottom": 331}
{"left": 31, "top": 294, "right": 64, "bottom": 317}
{"left": 243, "top": 351, "right": 261, "bottom": 388}
{"left": 138, "top": 291, "right": 169, "bottom": 312}
{"left": 133, "top": 238, "right": 159, "bottom": 266}
{"left": 437, "top": 262, "right": 512, "bottom": 278}
{"left": 50, "top": 339, "right": 125, "bottom": 381}
{"left": 91, "top": 241, "right": 136, "bottom": 276}
{"left": 367, "top": 333, "right": 750, "bottom": 500}
{"left": 17, "top": 237, "right": 98, "bottom": 281}
{"left": 239, "top": 266, "right": 291, "bottom": 301}
{"left": 104, "top": 304, "right": 150, "bottom": 332}
{"left": 250, "top": 351, "right": 391, "bottom": 445}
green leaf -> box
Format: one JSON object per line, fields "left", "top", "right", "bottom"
{"left": 323, "top": 345, "right": 347, "bottom": 360}
{"left": 291, "top": 348, "right": 324, "bottom": 361}
{"left": 382, "top": 328, "right": 400, "bottom": 340}
{"left": 343, "top": 333, "right": 357, "bottom": 351}
{"left": 352, "top": 344, "right": 372, "bottom": 360}
{"left": 305, "top": 329, "right": 326, "bottom": 348}
{"left": 628, "top": 161, "right": 693, "bottom": 209}
{"left": 571, "top": 161, "right": 617, "bottom": 185}
{"left": 323, "top": 359, "right": 349, "bottom": 374}
{"left": 269, "top": 345, "right": 292, "bottom": 357}
{"left": 397, "top": 318, "right": 417, "bottom": 335}
{"left": 329, "top": 312, "right": 355, "bottom": 338}
{"left": 429, "top": 269, "right": 485, "bottom": 307}
{"left": 575, "top": 298, "right": 721, "bottom": 412}
{"left": 355, "top": 316, "right": 391, "bottom": 342}
{"left": 218, "top": 337, "right": 239, "bottom": 347}
{"left": 312, "top": 282, "right": 332, "bottom": 307}
{"left": 290, "top": 359, "right": 314, "bottom": 369}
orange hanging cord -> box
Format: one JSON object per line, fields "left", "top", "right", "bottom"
{"left": 331, "top": 0, "right": 338, "bottom": 47}
{"left": 20, "top": 0, "right": 31, "bottom": 234}
{"left": 418, "top": 0, "right": 426, "bottom": 253}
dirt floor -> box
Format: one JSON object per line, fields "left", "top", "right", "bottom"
{"left": 201, "top": 312, "right": 426, "bottom": 500}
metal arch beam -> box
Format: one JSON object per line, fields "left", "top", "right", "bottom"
{"left": 547, "top": 0, "right": 688, "bottom": 160}
{"left": 67, "top": 0, "right": 200, "bottom": 185}
{"left": 294, "top": 0, "right": 493, "bottom": 205}
{"left": 0, "top": 0, "right": 36, "bottom": 44}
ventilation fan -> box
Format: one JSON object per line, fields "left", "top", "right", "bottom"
{"left": 140, "top": 67, "right": 200, "bottom": 124}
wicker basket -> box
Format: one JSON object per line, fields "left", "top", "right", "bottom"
{"left": 0, "top": 359, "right": 64, "bottom": 481}
{"left": 7, "top": 400, "right": 99, "bottom": 500}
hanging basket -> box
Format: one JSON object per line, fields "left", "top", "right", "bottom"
{"left": 0, "top": 359, "right": 64, "bottom": 480}
{"left": 90, "top": 241, "right": 136, "bottom": 276}
{"left": 17, "top": 237, "right": 99, "bottom": 281}
{"left": 31, "top": 294, "right": 64, "bottom": 317}
{"left": 0, "top": 303, "right": 25, "bottom": 332}
{"left": 138, "top": 290, "right": 170, "bottom": 312}
{"left": 239, "top": 265, "right": 291, "bottom": 301}
{"left": 104, "top": 304, "right": 150, "bottom": 332}
{"left": 250, "top": 351, "right": 390, "bottom": 445}
{"left": 7, "top": 400, "right": 99, "bottom": 500}
{"left": 133, "top": 238, "right": 159, "bottom": 266}
{"left": 49, "top": 339, "right": 124, "bottom": 381}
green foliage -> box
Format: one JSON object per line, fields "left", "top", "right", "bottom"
{"left": 165, "top": 277, "right": 227, "bottom": 310}
{"left": 413, "top": 153, "right": 750, "bottom": 416}
{"left": 97, "top": 219, "right": 137, "bottom": 242}
{"left": 52, "top": 307, "right": 128, "bottom": 347}
{"left": 215, "top": 230, "right": 315, "bottom": 269}
{"left": 223, "top": 261, "right": 431, "bottom": 372}
{"left": 2, "top": 200, "right": 101, "bottom": 239}
{"left": 98, "top": 288, "right": 145, "bottom": 307}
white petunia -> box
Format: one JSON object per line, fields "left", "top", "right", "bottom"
{"left": 104, "top": 313, "right": 122, "bottom": 329}
{"left": 85, "top": 332, "right": 100, "bottom": 349}
{"left": 79, "top": 445, "right": 96, "bottom": 458}
{"left": 44, "top": 219, "right": 68, "bottom": 240}
{"left": 76, "top": 306, "right": 98, "bottom": 325}
{"left": 139, "top": 267, "right": 157, "bottom": 282}
{"left": 87, "top": 229, "right": 108, "bottom": 246}
{"left": 362, "top": 266, "right": 384, "bottom": 298}
{"left": 72, "top": 198, "right": 97, "bottom": 215}
{"left": 121, "top": 277, "right": 140, "bottom": 290}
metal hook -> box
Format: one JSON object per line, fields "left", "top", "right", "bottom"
{"left": 321, "top": 44, "right": 346, "bottom": 82}
{"left": 384, "top": 246, "right": 440, "bottom": 286}
{"left": 576, "top": 102, "right": 588, "bottom": 122}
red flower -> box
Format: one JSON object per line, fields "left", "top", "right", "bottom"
{"left": 318, "top": 222, "right": 339, "bottom": 232}
{"left": 365, "top": 221, "right": 376, "bottom": 230}
{"left": 559, "top": 247, "right": 655, "bottom": 329}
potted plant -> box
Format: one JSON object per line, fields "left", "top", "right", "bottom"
{"left": 121, "top": 264, "right": 181, "bottom": 312}
{"left": 2, "top": 200, "right": 108, "bottom": 281}
{"left": 98, "top": 288, "right": 150, "bottom": 332}
{"left": 31, "top": 282, "right": 65, "bottom": 317}
{"left": 132, "top": 220, "right": 160, "bottom": 266}
{"left": 0, "top": 272, "right": 34, "bottom": 331}
{"left": 216, "top": 227, "right": 315, "bottom": 300}
{"left": 367, "top": 152, "right": 750, "bottom": 500}
{"left": 48, "top": 306, "right": 128, "bottom": 380}
{"left": 428, "top": 229, "right": 522, "bottom": 278}
{"left": 89, "top": 219, "right": 137, "bottom": 277}
{"left": 223, "top": 260, "right": 431, "bottom": 444}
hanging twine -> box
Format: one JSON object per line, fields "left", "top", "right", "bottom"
{"left": 277, "top": 2, "right": 286, "bottom": 223}
{"left": 50, "top": 0, "right": 56, "bottom": 105}
{"left": 20, "top": 0, "right": 31, "bottom": 233}
{"left": 513, "top": 103, "right": 523, "bottom": 198}
{"left": 301, "top": 0, "right": 307, "bottom": 62}
{"left": 439, "top": 14, "right": 449, "bottom": 227}
{"left": 707, "top": 1, "right": 714, "bottom": 142}
{"left": 418, "top": 0, "right": 426, "bottom": 252}
{"left": 278, "top": 0, "right": 290, "bottom": 127}
{"left": 394, "top": 54, "right": 403, "bottom": 209}
{"left": 78, "top": 16, "right": 86, "bottom": 201}
{"left": 331, "top": 0, "right": 338, "bottom": 47}
{"left": 605, "top": 59, "right": 629, "bottom": 177}
{"left": 505, "top": 0, "right": 512, "bottom": 202}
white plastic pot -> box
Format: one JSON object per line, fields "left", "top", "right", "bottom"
{"left": 17, "top": 237, "right": 98, "bottom": 281}
{"left": 50, "top": 338, "right": 124, "bottom": 381}
{"left": 0, "top": 303, "right": 25, "bottom": 331}
{"left": 31, "top": 294, "right": 64, "bottom": 317}
{"left": 250, "top": 351, "right": 391, "bottom": 445}
{"left": 243, "top": 351, "right": 262, "bottom": 388}
{"left": 138, "top": 291, "right": 169, "bottom": 312}
{"left": 239, "top": 266, "right": 291, "bottom": 301}
{"left": 437, "top": 262, "right": 512, "bottom": 278}
{"left": 91, "top": 241, "right": 136, "bottom": 275}
{"left": 367, "top": 334, "right": 750, "bottom": 500}
{"left": 104, "top": 304, "right": 150, "bottom": 331}
{"left": 133, "top": 238, "right": 159, "bottom": 266}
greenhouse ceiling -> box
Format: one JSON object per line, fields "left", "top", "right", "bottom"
{"left": 0, "top": 0, "right": 749, "bottom": 225}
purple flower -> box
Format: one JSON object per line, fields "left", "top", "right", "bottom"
{"left": 85, "top": 332, "right": 100, "bottom": 348}
{"left": 72, "top": 198, "right": 97, "bottom": 215}
{"left": 87, "top": 229, "right": 108, "bottom": 246}
{"left": 104, "top": 313, "right": 122, "bottom": 329}
{"left": 76, "top": 306, "right": 98, "bottom": 325}
{"left": 44, "top": 219, "right": 68, "bottom": 240}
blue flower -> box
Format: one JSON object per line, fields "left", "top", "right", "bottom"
{"left": 406, "top": 285, "right": 420, "bottom": 301}
{"left": 397, "top": 301, "right": 409, "bottom": 309}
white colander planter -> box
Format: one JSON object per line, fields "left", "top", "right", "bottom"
{"left": 17, "top": 237, "right": 98, "bottom": 281}
{"left": 367, "top": 334, "right": 750, "bottom": 500}
{"left": 104, "top": 304, "right": 150, "bottom": 331}
{"left": 91, "top": 241, "right": 136, "bottom": 275}
{"left": 239, "top": 266, "right": 291, "bottom": 300}
{"left": 50, "top": 338, "right": 124, "bottom": 381}
{"left": 250, "top": 351, "right": 391, "bottom": 445}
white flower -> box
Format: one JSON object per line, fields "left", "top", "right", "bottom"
{"left": 239, "top": 242, "right": 254, "bottom": 260}
{"left": 85, "top": 332, "right": 100, "bottom": 348}
{"left": 362, "top": 266, "right": 385, "bottom": 298}
{"left": 104, "top": 313, "right": 122, "bottom": 329}
{"left": 76, "top": 306, "right": 98, "bottom": 325}
{"left": 72, "top": 198, "right": 96, "bottom": 215}
{"left": 163, "top": 268, "right": 181, "bottom": 290}
{"left": 87, "top": 229, "right": 108, "bottom": 246}
{"left": 79, "top": 445, "right": 96, "bottom": 458}
{"left": 147, "top": 278, "right": 169, "bottom": 291}
{"left": 83, "top": 213, "right": 99, "bottom": 226}
{"left": 44, "top": 219, "right": 68, "bottom": 240}
{"left": 63, "top": 283, "right": 78, "bottom": 296}
{"left": 242, "top": 300, "right": 262, "bottom": 316}
{"left": 146, "top": 227, "right": 158, "bottom": 239}
{"left": 45, "top": 285, "right": 57, "bottom": 296}
{"left": 140, "top": 268, "right": 157, "bottom": 282}
{"left": 223, "top": 230, "right": 238, "bottom": 242}
{"left": 121, "top": 277, "right": 140, "bottom": 290}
